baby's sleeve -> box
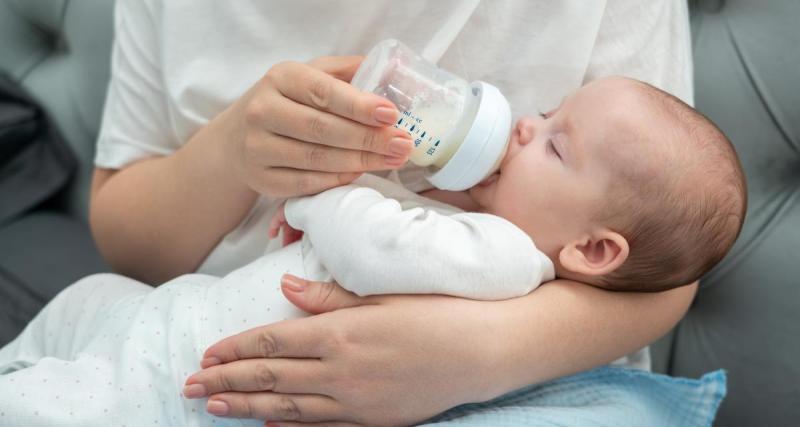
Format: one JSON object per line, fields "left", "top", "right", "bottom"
{"left": 284, "top": 185, "right": 553, "bottom": 300}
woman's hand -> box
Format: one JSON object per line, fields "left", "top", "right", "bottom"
{"left": 90, "top": 56, "right": 414, "bottom": 282}
{"left": 222, "top": 56, "right": 414, "bottom": 198}
{"left": 184, "top": 275, "right": 509, "bottom": 426}
{"left": 183, "top": 276, "right": 696, "bottom": 426}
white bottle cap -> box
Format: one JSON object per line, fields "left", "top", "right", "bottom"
{"left": 425, "top": 81, "right": 512, "bottom": 191}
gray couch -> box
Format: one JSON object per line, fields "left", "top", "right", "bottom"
{"left": 0, "top": 0, "right": 112, "bottom": 344}
{"left": 1, "top": 0, "right": 797, "bottom": 425}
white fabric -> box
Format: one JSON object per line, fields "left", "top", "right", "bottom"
{"left": 0, "top": 251, "right": 309, "bottom": 427}
{"left": 0, "top": 176, "right": 551, "bottom": 425}
{"left": 90, "top": 0, "right": 692, "bottom": 372}
{"left": 287, "top": 174, "right": 555, "bottom": 299}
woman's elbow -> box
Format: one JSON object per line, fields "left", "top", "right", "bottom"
{"left": 89, "top": 168, "right": 168, "bottom": 284}
{"left": 89, "top": 169, "right": 121, "bottom": 269}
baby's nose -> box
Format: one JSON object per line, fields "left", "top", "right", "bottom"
{"left": 515, "top": 117, "right": 537, "bottom": 145}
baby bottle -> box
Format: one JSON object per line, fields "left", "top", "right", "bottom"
{"left": 352, "top": 39, "right": 512, "bottom": 191}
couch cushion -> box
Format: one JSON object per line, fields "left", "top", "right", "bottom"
{"left": 666, "top": 1, "right": 800, "bottom": 426}
{"left": 0, "top": 0, "right": 115, "bottom": 219}
{"left": 0, "top": 211, "right": 108, "bottom": 346}
{"left": 0, "top": 72, "right": 77, "bottom": 226}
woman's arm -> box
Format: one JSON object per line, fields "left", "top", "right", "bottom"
{"left": 184, "top": 278, "right": 696, "bottom": 425}
{"left": 90, "top": 113, "right": 258, "bottom": 284}
{"left": 490, "top": 280, "right": 696, "bottom": 391}
{"left": 92, "top": 0, "right": 410, "bottom": 282}
{"left": 91, "top": 56, "right": 412, "bottom": 284}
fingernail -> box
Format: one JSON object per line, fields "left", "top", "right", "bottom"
{"left": 389, "top": 137, "right": 412, "bottom": 156}
{"left": 281, "top": 274, "right": 306, "bottom": 292}
{"left": 182, "top": 383, "right": 207, "bottom": 398}
{"left": 207, "top": 399, "right": 229, "bottom": 416}
{"left": 384, "top": 155, "right": 407, "bottom": 167}
{"left": 200, "top": 357, "right": 221, "bottom": 368}
{"left": 374, "top": 106, "right": 398, "bottom": 125}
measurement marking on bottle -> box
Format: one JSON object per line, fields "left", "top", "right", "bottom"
{"left": 409, "top": 125, "right": 415, "bottom": 132}
{"left": 397, "top": 118, "right": 403, "bottom": 125}
{"left": 420, "top": 131, "right": 426, "bottom": 138}
{"left": 434, "top": 140, "right": 440, "bottom": 146}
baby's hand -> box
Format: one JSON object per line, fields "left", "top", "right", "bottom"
{"left": 268, "top": 202, "right": 304, "bottom": 247}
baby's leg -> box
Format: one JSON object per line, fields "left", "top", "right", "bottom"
{"left": 0, "top": 352, "right": 166, "bottom": 426}
{"left": 0, "top": 273, "right": 150, "bottom": 374}
{"left": 198, "top": 242, "right": 316, "bottom": 353}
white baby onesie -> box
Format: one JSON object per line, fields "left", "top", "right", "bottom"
{"left": 0, "top": 175, "right": 552, "bottom": 426}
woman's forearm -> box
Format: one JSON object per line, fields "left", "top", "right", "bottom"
{"left": 90, "top": 105, "right": 258, "bottom": 284}
{"left": 183, "top": 276, "right": 698, "bottom": 424}
{"left": 485, "top": 279, "right": 697, "bottom": 397}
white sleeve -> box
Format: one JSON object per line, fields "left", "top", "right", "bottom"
{"left": 585, "top": 0, "right": 694, "bottom": 105}
{"left": 284, "top": 185, "right": 552, "bottom": 300}
{"left": 94, "top": 0, "right": 179, "bottom": 169}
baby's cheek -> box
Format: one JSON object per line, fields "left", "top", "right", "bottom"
{"left": 469, "top": 186, "right": 492, "bottom": 211}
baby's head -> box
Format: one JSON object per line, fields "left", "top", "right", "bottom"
{"left": 470, "top": 76, "right": 747, "bottom": 292}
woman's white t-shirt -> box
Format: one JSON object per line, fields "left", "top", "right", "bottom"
{"left": 94, "top": 0, "right": 694, "bottom": 371}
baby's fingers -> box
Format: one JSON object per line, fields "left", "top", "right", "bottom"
{"left": 268, "top": 217, "right": 282, "bottom": 239}
{"left": 269, "top": 202, "right": 288, "bottom": 239}
{"left": 282, "top": 224, "right": 303, "bottom": 247}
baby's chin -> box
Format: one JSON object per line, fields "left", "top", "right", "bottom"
{"left": 468, "top": 173, "right": 500, "bottom": 212}
{"left": 477, "top": 172, "right": 500, "bottom": 187}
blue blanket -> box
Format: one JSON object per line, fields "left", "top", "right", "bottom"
{"left": 421, "top": 367, "right": 726, "bottom": 426}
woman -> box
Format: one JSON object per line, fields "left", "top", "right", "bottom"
{"left": 90, "top": 1, "right": 696, "bottom": 425}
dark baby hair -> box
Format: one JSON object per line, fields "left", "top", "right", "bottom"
{"left": 595, "top": 81, "right": 747, "bottom": 292}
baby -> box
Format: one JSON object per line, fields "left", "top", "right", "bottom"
{"left": 466, "top": 76, "right": 747, "bottom": 293}
{"left": 0, "top": 77, "right": 746, "bottom": 426}
{"left": 273, "top": 75, "right": 747, "bottom": 296}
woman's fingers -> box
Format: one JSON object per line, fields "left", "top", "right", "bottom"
{"left": 249, "top": 94, "right": 411, "bottom": 157}
{"left": 200, "top": 278, "right": 373, "bottom": 363}
{"left": 248, "top": 131, "right": 406, "bottom": 172}
{"left": 280, "top": 275, "right": 371, "bottom": 315}
{"left": 306, "top": 55, "right": 364, "bottom": 82}
{"left": 201, "top": 314, "right": 335, "bottom": 363}
{"left": 205, "top": 391, "right": 351, "bottom": 424}
{"left": 245, "top": 167, "right": 361, "bottom": 199}
{"left": 266, "top": 422, "right": 361, "bottom": 427}
{"left": 185, "top": 358, "right": 330, "bottom": 396}
{"left": 229, "top": 56, "right": 415, "bottom": 198}
{"left": 267, "top": 60, "right": 396, "bottom": 128}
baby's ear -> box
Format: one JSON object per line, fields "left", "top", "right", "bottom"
{"left": 558, "top": 229, "right": 629, "bottom": 278}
